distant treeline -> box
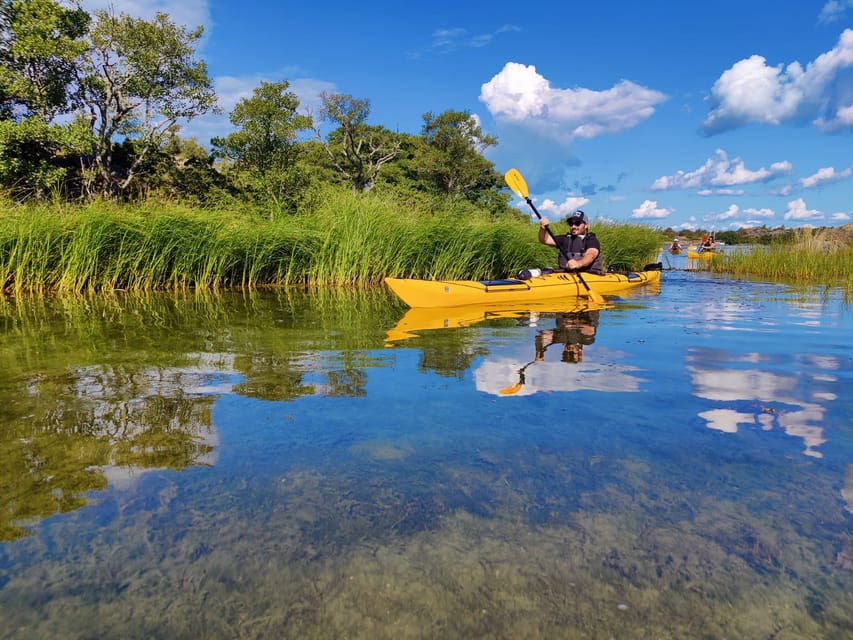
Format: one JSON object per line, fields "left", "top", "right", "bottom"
{"left": 660, "top": 227, "right": 810, "bottom": 246}
{"left": 0, "top": 0, "right": 515, "bottom": 219}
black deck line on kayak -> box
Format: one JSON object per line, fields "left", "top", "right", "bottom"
{"left": 474, "top": 268, "right": 660, "bottom": 288}
{"left": 479, "top": 274, "right": 645, "bottom": 285}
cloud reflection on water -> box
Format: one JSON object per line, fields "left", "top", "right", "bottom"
{"left": 474, "top": 348, "right": 645, "bottom": 396}
{"left": 687, "top": 347, "right": 841, "bottom": 458}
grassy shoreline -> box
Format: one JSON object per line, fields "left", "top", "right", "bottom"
{"left": 707, "top": 228, "right": 853, "bottom": 288}
{"left": 4, "top": 191, "right": 850, "bottom": 294}
{"left": 0, "top": 190, "right": 662, "bottom": 294}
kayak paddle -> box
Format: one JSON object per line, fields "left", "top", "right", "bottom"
{"left": 504, "top": 168, "right": 605, "bottom": 304}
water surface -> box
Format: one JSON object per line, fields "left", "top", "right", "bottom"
{"left": 1, "top": 269, "right": 851, "bottom": 639}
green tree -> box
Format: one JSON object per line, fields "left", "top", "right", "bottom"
{"left": 0, "top": 114, "right": 90, "bottom": 198}
{"left": 211, "top": 80, "right": 312, "bottom": 215}
{"left": 149, "top": 129, "right": 234, "bottom": 205}
{"left": 0, "top": 0, "right": 89, "bottom": 120}
{"left": 75, "top": 8, "right": 217, "bottom": 198}
{"left": 0, "top": 0, "right": 90, "bottom": 198}
{"left": 418, "top": 109, "right": 500, "bottom": 203}
{"left": 314, "top": 92, "right": 399, "bottom": 192}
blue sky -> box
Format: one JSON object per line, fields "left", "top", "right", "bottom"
{"left": 81, "top": 1, "right": 853, "bottom": 231}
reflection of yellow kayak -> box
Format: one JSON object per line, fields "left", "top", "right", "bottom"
{"left": 385, "top": 266, "right": 662, "bottom": 308}
{"left": 386, "top": 300, "right": 608, "bottom": 342}
{"left": 686, "top": 250, "right": 721, "bottom": 259}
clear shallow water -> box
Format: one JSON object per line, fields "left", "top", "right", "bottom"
{"left": 0, "top": 269, "right": 851, "bottom": 639}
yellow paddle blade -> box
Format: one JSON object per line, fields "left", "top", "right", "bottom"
{"left": 584, "top": 287, "right": 606, "bottom": 305}
{"left": 576, "top": 276, "right": 605, "bottom": 304}
{"left": 504, "top": 168, "right": 528, "bottom": 198}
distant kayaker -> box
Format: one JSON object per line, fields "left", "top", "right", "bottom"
{"left": 538, "top": 210, "right": 604, "bottom": 274}
{"left": 670, "top": 237, "right": 682, "bottom": 252}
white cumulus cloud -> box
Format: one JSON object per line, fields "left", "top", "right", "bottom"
{"left": 631, "top": 200, "right": 671, "bottom": 220}
{"left": 538, "top": 196, "right": 590, "bottom": 217}
{"left": 743, "top": 207, "right": 776, "bottom": 218}
{"left": 717, "top": 205, "right": 740, "bottom": 220}
{"left": 703, "top": 29, "right": 853, "bottom": 135}
{"left": 651, "top": 149, "right": 791, "bottom": 191}
{"left": 783, "top": 198, "right": 823, "bottom": 221}
{"left": 799, "top": 165, "right": 853, "bottom": 188}
{"left": 480, "top": 62, "right": 667, "bottom": 144}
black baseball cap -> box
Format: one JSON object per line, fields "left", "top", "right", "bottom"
{"left": 567, "top": 210, "right": 588, "bottom": 225}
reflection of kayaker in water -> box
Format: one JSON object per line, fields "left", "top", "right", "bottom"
{"left": 499, "top": 309, "right": 601, "bottom": 394}
{"left": 534, "top": 309, "right": 599, "bottom": 363}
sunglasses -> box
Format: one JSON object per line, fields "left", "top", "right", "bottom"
{"left": 569, "top": 220, "right": 585, "bottom": 226}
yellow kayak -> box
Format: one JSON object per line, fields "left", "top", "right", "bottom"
{"left": 686, "top": 250, "right": 721, "bottom": 260}
{"left": 385, "top": 265, "right": 662, "bottom": 308}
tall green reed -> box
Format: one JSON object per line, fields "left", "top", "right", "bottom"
{"left": 292, "top": 189, "right": 555, "bottom": 285}
{"left": 0, "top": 206, "right": 70, "bottom": 292}
{"left": 0, "top": 189, "right": 663, "bottom": 293}
{"left": 708, "top": 228, "right": 853, "bottom": 287}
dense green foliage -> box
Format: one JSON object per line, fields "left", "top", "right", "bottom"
{"left": 0, "top": 187, "right": 662, "bottom": 292}
{"left": 0, "top": 0, "right": 514, "bottom": 216}
{"left": 0, "top": 0, "right": 90, "bottom": 120}
{"left": 1, "top": 1, "right": 217, "bottom": 199}
{"left": 80, "top": 9, "right": 217, "bottom": 198}
{"left": 312, "top": 93, "right": 401, "bottom": 193}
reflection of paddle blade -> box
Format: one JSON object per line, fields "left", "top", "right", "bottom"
{"left": 498, "top": 370, "right": 526, "bottom": 395}
{"left": 499, "top": 381, "right": 523, "bottom": 395}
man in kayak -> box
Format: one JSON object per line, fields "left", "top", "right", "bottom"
{"left": 537, "top": 210, "right": 604, "bottom": 274}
